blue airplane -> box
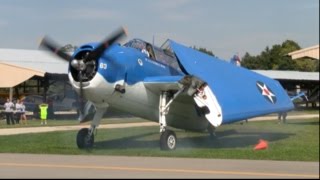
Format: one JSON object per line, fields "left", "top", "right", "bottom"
{"left": 40, "top": 27, "right": 294, "bottom": 150}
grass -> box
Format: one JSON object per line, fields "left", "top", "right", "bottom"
{"left": 0, "top": 116, "right": 148, "bottom": 129}
{"left": 1, "top": 107, "right": 317, "bottom": 128}
{"left": 0, "top": 117, "right": 318, "bottom": 162}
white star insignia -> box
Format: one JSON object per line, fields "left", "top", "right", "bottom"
{"left": 257, "top": 83, "right": 276, "bottom": 104}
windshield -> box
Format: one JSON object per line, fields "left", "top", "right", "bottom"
{"left": 123, "top": 39, "right": 146, "bottom": 51}
{"left": 153, "top": 46, "right": 181, "bottom": 72}
{"left": 124, "top": 39, "right": 181, "bottom": 72}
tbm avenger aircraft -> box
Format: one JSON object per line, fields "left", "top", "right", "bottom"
{"left": 40, "top": 27, "right": 294, "bottom": 150}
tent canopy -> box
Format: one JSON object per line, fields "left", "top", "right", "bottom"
{"left": 0, "top": 62, "right": 45, "bottom": 88}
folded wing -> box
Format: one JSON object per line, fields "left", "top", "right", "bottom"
{"left": 168, "top": 40, "right": 294, "bottom": 124}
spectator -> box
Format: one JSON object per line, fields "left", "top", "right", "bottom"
{"left": 20, "top": 100, "right": 27, "bottom": 125}
{"left": 4, "top": 98, "right": 15, "bottom": 125}
{"left": 15, "top": 99, "right": 22, "bottom": 124}
{"left": 230, "top": 54, "right": 241, "bottom": 66}
{"left": 278, "top": 111, "right": 287, "bottom": 124}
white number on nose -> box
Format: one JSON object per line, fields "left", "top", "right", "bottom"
{"left": 99, "top": 63, "right": 107, "bottom": 70}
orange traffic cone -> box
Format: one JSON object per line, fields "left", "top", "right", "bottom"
{"left": 254, "top": 139, "right": 268, "bottom": 150}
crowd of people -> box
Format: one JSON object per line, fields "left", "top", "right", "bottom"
{"left": 2, "top": 98, "right": 27, "bottom": 125}
{"left": 1, "top": 97, "right": 53, "bottom": 126}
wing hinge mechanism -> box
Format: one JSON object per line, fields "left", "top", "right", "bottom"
{"left": 181, "top": 75, "right": 223, "bottom": 127}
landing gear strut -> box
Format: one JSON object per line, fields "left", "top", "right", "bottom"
{"left": 76, "top": 107, "right": 107, "bottom": 149}
{"left": 158, "top": 89, "right": 184, "bottom": 150}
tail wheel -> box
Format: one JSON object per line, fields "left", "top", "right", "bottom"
{"left": 77, "top": 128, "right": 94, "bottom": 149}
{"left": 160, "top": 130, "right": 177, "bottom": 150}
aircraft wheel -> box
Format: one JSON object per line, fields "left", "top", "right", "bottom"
{"left": 160, "top": 130, "right": 177, "bottom": 150}
{"left": 77, "top": 128, "right": 94, "bottom": 149}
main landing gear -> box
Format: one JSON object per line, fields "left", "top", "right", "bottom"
{"left": 76, "top": 107, "right": 106, "bottom": 149}
{"left": 77, "top": 127, "right": 94, "bottom": 148}
{"left": 159, "top": 89, "right": 184, "bottom": 150}
{"left": 160, "top": 130, "right": 177, "bottom": 150}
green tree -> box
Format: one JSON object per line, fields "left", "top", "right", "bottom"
{"left": 241, "top": 52, "right": 256, "bottom": 69}
{"left": 280, "top": 40, "right": 301, "bottom": 55}
{"left": 241, "top": 39, "right": 312, "bottom": 71}
{"left": 278, "top": 56, "right": 297, "bottom": 70}
{"left": 295, "top": 58, "right": 319, "bottom": 72}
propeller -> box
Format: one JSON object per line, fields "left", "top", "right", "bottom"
{"left": 39, "top": 27, "right": 127, "bottom": 118}
{"left": 39, "top": 36, "right": 73, "bottom": 62}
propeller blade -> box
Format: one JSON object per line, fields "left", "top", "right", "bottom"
{"left": 40, "top": 36, "right": 73, "bottom": 61}
{"left": 85, "top": 27, "right": 127, "bottom": 61}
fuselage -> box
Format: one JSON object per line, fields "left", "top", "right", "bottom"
{"left": 68, "top": 41, "right": 210, "bottom": 131}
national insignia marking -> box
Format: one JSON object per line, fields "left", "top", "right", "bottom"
{"left": 256, "top": 81, "right": 277, "bottom": 104}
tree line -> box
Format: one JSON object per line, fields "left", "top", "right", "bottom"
{"left": 241, "top": 40, "right": 319, "bottom": 72}
{"left": 194, "top": 40, "right": 319, "bottom": 72}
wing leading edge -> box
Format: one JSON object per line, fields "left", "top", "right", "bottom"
{"left": 168, "top": 40, "right": 294, "bottom": 124}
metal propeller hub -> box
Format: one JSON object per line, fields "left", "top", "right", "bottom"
{"left": 71, "top": 59, "right": 87, "bottom": 71}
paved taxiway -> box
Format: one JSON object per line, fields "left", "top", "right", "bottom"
{"left": 0, "top": 153, "right": 319, "bottom": 178}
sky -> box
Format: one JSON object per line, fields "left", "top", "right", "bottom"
{"left": 0, "top": 0, "right": 318, "bottom": 59}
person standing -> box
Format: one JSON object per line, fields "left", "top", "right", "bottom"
{"left": 278, "top": 111, "right": 288, "bottom": 124}
{"left": 20, "top": 100, "right": 28, "bottom": 125}
{"left": 39, "top": 103, "right": 48, "bottom": 125}
{"left": 15, "top": 99, "right": 22, "bottom": 124}
{"left": 4, "top": 98, "right": 15, "bottom": 125}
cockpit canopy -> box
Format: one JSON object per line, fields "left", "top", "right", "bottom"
{"left": 124, "top": 39, "right": 181, "bottom": 72}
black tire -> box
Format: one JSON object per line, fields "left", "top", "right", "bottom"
{"left": 76, "top": 128, "right": 94, "bottom": 149}
{"left": 160, "top": 130, "right": 177, "bottom": 150}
